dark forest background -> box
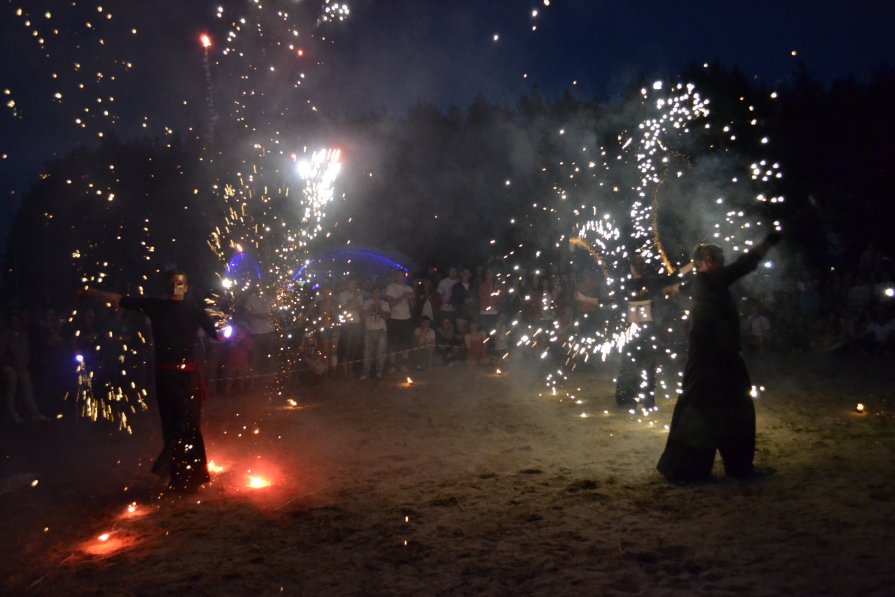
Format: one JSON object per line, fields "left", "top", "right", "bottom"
{"left": 4, "top": 63, "right": 894, "bottom": 307}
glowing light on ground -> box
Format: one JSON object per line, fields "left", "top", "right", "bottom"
{"left": 81, "top": 530, "right": 139, "bottom": 556}
{"left": 247, "top": 475, "right": 272, "bottom": 489}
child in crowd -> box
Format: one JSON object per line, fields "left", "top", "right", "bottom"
{"left": 464, "top": 320, "right": 489, "bottom": 367}
{"left": 412, "top": 316, "right": 436, "bottom": 370}
{"left": 436, "top": 317, "right": 460, "bottom": 365}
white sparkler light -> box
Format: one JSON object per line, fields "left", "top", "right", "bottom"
{"left": 507, "top": 80, "right": 784, "bottom": 403}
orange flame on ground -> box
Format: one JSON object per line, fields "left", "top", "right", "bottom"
{"left": 247, "top": 475, "right": 272, "bottom": 489}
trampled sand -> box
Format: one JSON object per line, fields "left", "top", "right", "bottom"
{"left": 2, "top": 351, "right": 893, "bottom": 595}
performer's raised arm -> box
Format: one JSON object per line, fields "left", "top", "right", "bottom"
{"left": 77, "top": 287, "right": 123, "bottom": 309}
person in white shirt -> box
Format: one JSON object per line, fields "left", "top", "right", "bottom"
{"left": 385, "top": 269, "right": 416, "bottom": 371}
{"left": 243, "top": 288, "right": 277, "bottom": 380}
{"left": 436, "top": 267, "right": 459, "bottom": 322}
{"left": 361, "top": 287, "right": 390, "bottom": 379}
{"left": 745, "top": 303, "right": 772, "bottom": 353}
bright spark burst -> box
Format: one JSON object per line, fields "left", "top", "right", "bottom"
{"left": 505, "top": 80, "right": 784, "bottom": 405}
{"left": 8, "top": 1, "right": 352, "bottom": 428}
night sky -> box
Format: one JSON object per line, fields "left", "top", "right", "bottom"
{"left": 1, "top": 0, "right": 893, "bottom": 241}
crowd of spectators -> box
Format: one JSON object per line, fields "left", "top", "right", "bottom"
{"left": 2, "top": 244, "right": 893, "bottom": 423}
{"left": 739, "top": 243, "right": 895, "bottom": 355}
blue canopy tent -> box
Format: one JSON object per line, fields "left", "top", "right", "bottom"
{"left": 293, "top": 247, "right": 411, "bottom": 285}
{"left": 226, "top": 251, "right": 262, "bottom": 283}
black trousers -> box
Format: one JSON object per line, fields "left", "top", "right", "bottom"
{"left": 657, "top": 355, "right": 755, "bottom": 482}
{"left": 614, "top": 324, "right": 657, "bottom": 408}
{"left": 152, "top": 370, "right": 210, "bottom": 490}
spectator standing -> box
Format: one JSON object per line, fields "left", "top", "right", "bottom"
{"left": 244, "top": 288, "right": 277, "bottom": 384}
{"left": 451, "top": 268, "right": 476, "bottom": 334}
{"left": 337, "top": 278, "right": 365, "bottom": 378}
{"left": 385, "top": 269, "right": 416, "bottom": 372}
{"left": 437, "top": 267, "right": 459, "bottom": 324}
{"left": 744, "top": 303, "right": 772, "bottom": 353}
{"left": 225, "top": 322, "right": 254, "bottom": 393}
{"left": 1, "top": 311, "right": 49, "bottom": 423}
{"left": 361, "top": 288, "right": 390, "bottom": 379}
{"left": 477, "top": 268, "right": 499, "bottom": 338}
{"left": 417, "top": 277, "right": 438, "bottom": 324}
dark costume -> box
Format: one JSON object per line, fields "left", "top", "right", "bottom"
{"left": 450, "top": 280, "right": 476, "bottom": 323}
{"left": 615, "top": 273, "right": 664, "bottom": 408}
{"left": 120, "top": 296, "right": 217, "bottom": 491}
{"left": 657, "top": 251, "right": 762, "bottom": 482}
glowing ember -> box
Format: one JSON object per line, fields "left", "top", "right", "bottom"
{"left": 82, "top": 530, "right": 139, "bottom": 556}
{"left": 856, "top": 403, "right": 865, "bottom": 413}
{"left": 247, "top": 475, "right": 271, "bottom": 489}
{"left": 199, "top": 33, "right": 212, "bottom": 49}
{"left": 406, "top": 377, "right": 413, "bottom": 385}
{"left": 287, "top": 398, "right": 298, "bottom": 407}
{"left": 127, "top": 504, "right": 136, "bottom": 514}
{"left": 208, "top": 460, "right": 225, "bottom": 474}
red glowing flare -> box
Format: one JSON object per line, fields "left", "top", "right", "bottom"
{"left": 82, "top": 530, "right": 138, "bottom": 556}
{"left": 199, "top": 34, "right": 212, "bottom": 49}
{"left": 296, "top": 48, "right": 304, "bottom": 57}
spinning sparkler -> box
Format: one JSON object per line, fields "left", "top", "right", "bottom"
{"left": 506, "top": 81, "right": 784, "bottom": 410}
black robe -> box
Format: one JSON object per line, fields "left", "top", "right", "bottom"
{"left": 120, "top": 295, "right": 217, "bottom": 491}
{"left": 657, "top": 251, "right": 761, "bottom": 482}
{"left": 615, "top": 273, "right": 664, "bottom": 408}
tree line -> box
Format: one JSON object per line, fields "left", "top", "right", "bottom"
{"left": 4, "top": 62, "right": 893, "bottom": 308}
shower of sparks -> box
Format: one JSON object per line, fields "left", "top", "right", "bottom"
{"left": 209, "top": 146, "right": 344, "bottom": 395}
{"left": 7, "top": 1, "right": 352, "bottom": 429}
{"left": 503, "top": 81, "right": 784, "bottom": 411}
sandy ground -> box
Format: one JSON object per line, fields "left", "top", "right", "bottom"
{"left": 2, "top": 350, "right": 894, "bottom": 596}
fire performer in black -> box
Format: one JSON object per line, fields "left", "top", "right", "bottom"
{"left": 79, "top": 269, "right": 218, "bottom": 492}
{"left": 657, "top": 232, "right": 781, "bottom": 483}
{"left": 614, "top": 255, "right": 692, "bottom": 410}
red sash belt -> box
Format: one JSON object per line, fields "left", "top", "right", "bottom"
{"left": 155, "top": 361, "right": 208, "bottom": 402}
